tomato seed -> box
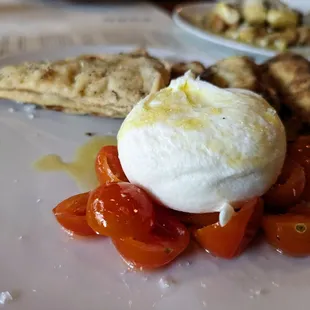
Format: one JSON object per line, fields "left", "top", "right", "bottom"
{"left": 295, "top": 223, "right": 307, "bottom": 234}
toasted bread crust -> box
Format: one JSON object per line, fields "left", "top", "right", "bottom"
{"left": 263, "top": 52, "right": 310, "bottom": 122}
{"left": 200, "top": 56, "right": 280, "bottom": 111}
{"left": 0, "top": 51, "right": 170, "bottom": 118}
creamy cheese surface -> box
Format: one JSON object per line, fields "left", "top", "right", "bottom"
{"left": 117, "top": 72, "right": 286, "bottom": 215}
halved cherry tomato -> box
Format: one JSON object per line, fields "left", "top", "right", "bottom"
{"left": 289, "top": 202, "right": 310, "bottom": 215}
{"left": 53, "top": 192, "right": 96, "bottom": 236}
{"left": 262, "top": 204, "right": 310, "bottom": 256}
{"left": 288, "top": 136, "right": 310, "bottom": 201}
{"left": 288, "top": 136, "right": 310, "bottom": 163}
{"left": 154, "top": 206, "right": 219, "bottom": 228}
{"left": 95, "top": 145, "right": 128, "bottom": 184}
{"left": 263, "top": 158, "right": 305, "bottom": 212}
{"left": 193, "top": 198, "right": 264, "bottom": 259}
{"left": 300, "top": 163, "right": 310, "bottom": 202}
{"left": 112, "top": 211, "right": 190, "bottom": 269}
{"left": 87, "top": 183, "right": 155, "bottom": 238}
{"left": 174, "top": 211, "right": 219, "bottom": 228}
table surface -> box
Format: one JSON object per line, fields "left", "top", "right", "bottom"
{"left": 155, "top": 1, "right": 214, "bottom": 12}
{"left": 61, "top": 1, "right": 214, "bottom": 12}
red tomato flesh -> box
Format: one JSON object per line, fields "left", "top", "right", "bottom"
{"left": 112, "top": 211, "right": 190, "bottom": 270}
{"left": 193, "top": 198, "right": 264, "bottom": 258}
{"left": 174, "top": 211, "right": 219, "bottom": 228}
{"left": 53, "top": 192, "right": 96, "bottom": 236}
{"left": 264, "top": 158, "right": 305, "bottom": 211}
{"left": 288, "top": 136, "right": 310, "bottom": 201}
{"left": 263, "top": 204, "right": 310, "bottom": 257}
{"left": 87, "top": 183, "right": 155, "bottom": 238}
{"left": 95, "top": 145, "right": 128, "bottom": 185}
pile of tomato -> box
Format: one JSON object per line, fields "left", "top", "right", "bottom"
{"left": 53, "top": 137, "right": 310, "bottom": 270}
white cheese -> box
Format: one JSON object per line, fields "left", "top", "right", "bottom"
{"left": 118, "top": 72, "right": 286, "bottom": 215}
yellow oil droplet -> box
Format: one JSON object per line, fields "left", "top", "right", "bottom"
{"left": 33, "top": 136, "right": 117, "bottom": 191}
{"left": 173, "top": 118, "right": 204, "bottom": 130}
{"left": 264, "top": 109, "right": 277, "bottom": 125}
{"left": 210, "top": 107, "right": 222, "bottom": 115}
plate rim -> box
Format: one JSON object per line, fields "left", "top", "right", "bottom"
{"left": 172, "top": 2, "right": 310, "bottom": 58}
{"left": 0, "top": 44, "right": 215, "bottom": 67}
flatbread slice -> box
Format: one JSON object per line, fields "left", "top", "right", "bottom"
{"left": 0, "top": 51, "right": 170, "bottom": 118}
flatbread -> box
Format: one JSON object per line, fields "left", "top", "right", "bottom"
{"left": 0, "top": 51, "right": 170, "bottom": 118}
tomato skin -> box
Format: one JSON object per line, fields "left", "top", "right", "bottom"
{"left": 87, "top": 183, "right": 155, "bottom": 238}
{"left": 289, "top": 202, "right": 310, "bottom": 215}
{"left": 300, "top": 163, "right": 310, "bottom": 201}
{"left": 193, "top": 198, "right": 264, "bottom": 259}
{"left": 264, "top": 158, "right": 305, "bottom": 212}
{"left": 288, "top": 136, "right": 310, "bottom": 162}
{"left": 95, "top": 146, "right": 128, "bottom": 185}
{"left": 262, "top": 205, "right": 310, "bottom": 257}
{"left": 53, "top": 192, "right": 96, "bottom": 236}
{"left": 152, "top": 205, "right": 219, "bottom": 228}
{"left": 288, "top": 136, "right": 310, "bottom": 201}
{"left": 174, "top": 211, "right": 219, "bottom": 228}
{"left": 112, "top": 211, "right": 190, "bottom": 270}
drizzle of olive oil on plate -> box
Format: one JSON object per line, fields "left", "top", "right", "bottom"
{"left": 33, "top": 136, "right": 117, "bottom": 191}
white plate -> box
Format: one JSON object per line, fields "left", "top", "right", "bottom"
{"left": 173, "top": 2, "right": 310, "bottom": 58}
{"left": 0, "top": 45, "right": 309, "bottom": 310}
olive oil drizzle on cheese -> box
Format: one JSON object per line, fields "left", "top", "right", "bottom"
{"left": 33, "top": 136, "right": 117, "bottom": 191}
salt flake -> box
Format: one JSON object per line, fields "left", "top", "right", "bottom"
{"left": 0, "top": 291, "right": 13, "bottom": 305}
{"left": 158, "top": 276, "right": 176, "bottom": 289}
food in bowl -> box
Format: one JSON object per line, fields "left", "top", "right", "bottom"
{"left": 190, "top": 0, "right": 310, "bottom": 51}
